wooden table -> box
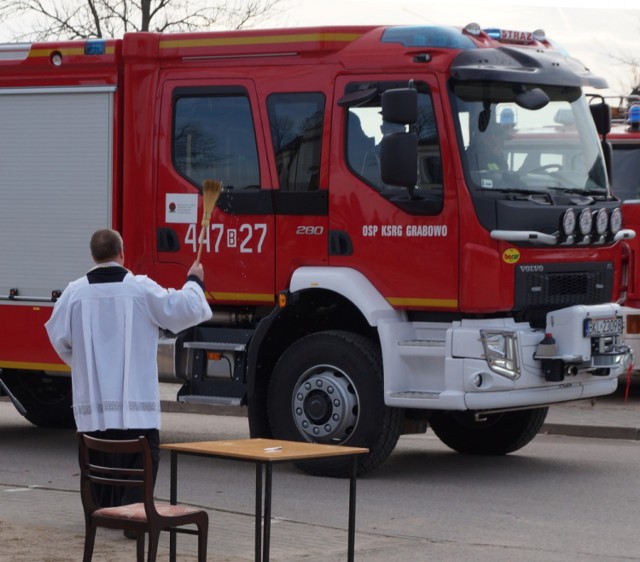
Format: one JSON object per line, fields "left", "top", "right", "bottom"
{"left": 161, "top": 438, "right": 369, "bottom": 562}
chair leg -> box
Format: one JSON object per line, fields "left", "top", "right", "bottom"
{"left": 136, "top": 532, "right": 145, "bottom": 562}
{"left": 197, "top": 514, "right": 209, "bottom": 562}
{"left": 82, "top": 525, "right": 97, "bottom": 562}
{"left": 146, "top": 530, "right": 160, "bottom": 562}
{"left": 198, "top": 521, "right": 209, "bottom": 562}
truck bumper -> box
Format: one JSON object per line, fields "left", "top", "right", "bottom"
{"left": 380, "top": 303, "right": 631, "bottom": 411}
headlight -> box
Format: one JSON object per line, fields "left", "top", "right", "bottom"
{"left": 578, "top": 208, "right": 593, "bottom": 236}
{"left": 610, "top": 208, "right": 622, "bottom": 235}
{"left": 594, "top": 208, "right": 608, "bottom": 236}
{"left": 561, "top": 208, "right": 576, "bottom": 236}
{"left": 480, "top": 330, "right": 520, "bottom": 379}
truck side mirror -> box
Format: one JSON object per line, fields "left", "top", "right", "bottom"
{"left": 380, "top": 132, "right": 418, "bottom": 188}
{"left": 381, "top": 88, "right": 417, "bottom": 124}
{"left": 590, "top": 102, "right": 611, "bottom": 136}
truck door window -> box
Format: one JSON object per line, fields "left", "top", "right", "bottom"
{"left": 345, "top": 87, "right": 443, "bottom": 215}
{"left": 267, "top": 92, "right": 325, "bottom": 191}
{"left": 611, "top": 145, "right": 640, "bottom": 200}
{"left": 173, "top": 91, "right": 260, "bottom": 190}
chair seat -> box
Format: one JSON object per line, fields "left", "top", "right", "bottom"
{"left": 95, "top": 501, "right": 202, "bottom": 522}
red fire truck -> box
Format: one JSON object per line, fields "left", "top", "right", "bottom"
{"left": 603, "top": 96, "right": 640, "bottom": 370}
{"left": 0, "top": 24, "right": 634, "bottom": 476}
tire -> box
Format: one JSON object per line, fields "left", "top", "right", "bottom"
{"left": 267, "top": 330, "right": 402, "bottom": 477}
{"left": 1, "top": 370, "right": 75, "bottom": 429}
{"left": 429, "top": 407, "right": 548, "bottom": 455}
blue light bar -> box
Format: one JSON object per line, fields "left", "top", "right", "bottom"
{"left": 484, "top": 28, "right": 501, "bottom": 40}
{"left": 84, "top": 39, "right": 106, "bottom": 56}
{"left": 381, "top": 26, "right": 476, "bottom": 50}
{"left": 629, "top": 105, "right": 640, "bottom": 124}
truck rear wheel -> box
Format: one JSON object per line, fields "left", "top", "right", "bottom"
{"left": 1, "top": 370, "right": 75, "bottom": 429}
{"left": 429, "top": 407, "right": 548, "bottom": 455}
{"left": 267, "top": 330, "right": 402, "bottom": 477}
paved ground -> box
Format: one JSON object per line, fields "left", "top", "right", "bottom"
{"left": 542, "top": 374, "right": 640, "bottom": 439}
{"left": 0, "top": 377, "right": 638, "bottom": 561}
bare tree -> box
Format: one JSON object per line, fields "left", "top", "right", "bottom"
{"left": 609, "top": 51, "right": 640, "bottom": 97}
{"left": 0, "top": 0, "right": 284, "bottom": 41}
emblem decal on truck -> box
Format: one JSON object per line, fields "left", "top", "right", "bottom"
{"left": 502, "top": 248, "right": 520, "bottom": 264}
{"left": 165, "top": 193, "right": 197, "bottom": 224}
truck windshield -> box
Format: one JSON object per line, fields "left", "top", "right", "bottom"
{"left": 451, "top": 81, "right": 608, "bottom": 195}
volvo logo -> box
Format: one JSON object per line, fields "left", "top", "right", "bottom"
{"left": 519, "top": 265, "right": 544, "bottom": 273}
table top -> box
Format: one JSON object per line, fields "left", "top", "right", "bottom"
{"left": 161, "top": 438, "right": 369, "bottom": 463}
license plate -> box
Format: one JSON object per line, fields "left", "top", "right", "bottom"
{"left": 583, "top": 316, "right": 623, "bottom": 337}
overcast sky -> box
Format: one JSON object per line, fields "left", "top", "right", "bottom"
{"left": 0, "top": 0, "right": 637, "bottom": 96}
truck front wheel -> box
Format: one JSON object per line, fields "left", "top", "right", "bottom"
{"left": 267, "top": 330, "right": 402, "bottom": 477}
{"left": 1, "top": 370, "right": 75, "bottom": 429}
{"left": 429, "top": 407, "right": 548, "bottom": 455}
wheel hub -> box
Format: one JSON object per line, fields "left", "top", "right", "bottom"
{"left": 292, "top": 367, "right": 358, "bottom": 443}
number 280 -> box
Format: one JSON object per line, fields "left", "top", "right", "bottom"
{"left": 296, "top": 226, "right": 324, "bottom": 235}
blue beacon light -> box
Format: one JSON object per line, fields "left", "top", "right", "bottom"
{"left": 628, "top": 105, "right": 640, "bottom": 132}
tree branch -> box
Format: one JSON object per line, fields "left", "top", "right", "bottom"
{"left": 0, "top": 0, "right": 286, "bottom": 40}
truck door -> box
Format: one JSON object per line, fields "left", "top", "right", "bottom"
{"left": 331, "top": 76, "right": 460, "bottom": 311}
{"left": 155, "top": 80, "right": 275, "bottom": 305}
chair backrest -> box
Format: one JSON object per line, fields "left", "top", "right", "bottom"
{"left": 78, "top": 434, "right": 156, "bottom": 517}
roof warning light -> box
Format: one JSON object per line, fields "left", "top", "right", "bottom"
{"left": 85, "top": 39, "right": 106, "bottom": 56}
{"left": 629, "top": 105, "right": 640, "bottom": 131}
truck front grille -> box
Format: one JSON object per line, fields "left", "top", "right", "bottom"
{"left": 514, "top": 262, "right": 613, "bottom": 310}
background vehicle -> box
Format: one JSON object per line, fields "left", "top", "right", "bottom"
{"left": 602, "top": 95, "right": 640, "bottom": 372}
{"left": 0, "top": 24, "right": 633, "bottom": 476}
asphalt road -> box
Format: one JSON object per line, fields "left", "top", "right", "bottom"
{"left": 1, "top": 396, "right": 639, "bottom": 561}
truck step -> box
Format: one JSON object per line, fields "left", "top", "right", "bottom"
{"left": 177, "top": 394, "right": 243, "bottom": 407}
{"left": 183, "top": 341, "right": 247, "bottom": 352}
{"left": 398, "top": 339, "right": 445, "bottom": 347}
{"left": 389, "top": 391, "right": 441, "bottom": 400}
{"left": 397, "top": 339, "right": 446, "bottom": 358}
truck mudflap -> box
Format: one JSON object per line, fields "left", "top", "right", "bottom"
{"left": 381, "top": 303, "right": 632, "bottom": 411}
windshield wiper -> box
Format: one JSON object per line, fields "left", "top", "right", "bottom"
{"left": 547, "top": 187, "right": 607, "bottom": 198}
{"left": 482, "top": 187, "right": 544, "bottom": 195}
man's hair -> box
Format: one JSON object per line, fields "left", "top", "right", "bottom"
{"left": 90, "top": 229, "right": 123, "bottom": 262}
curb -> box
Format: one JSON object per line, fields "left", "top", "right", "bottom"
{"left": 160, "top": 399, "right": 247, "bottom": 417}
{"left": 541, "top": 423, "right": 640, "bottom": 441}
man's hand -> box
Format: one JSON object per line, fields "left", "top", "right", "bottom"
{"left": 188, "top": 261, "right": 205, "bottom": 282}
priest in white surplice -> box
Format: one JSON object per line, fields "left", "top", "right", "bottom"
{"left": 45, "top": 228, "right": 212, "bottom": 510}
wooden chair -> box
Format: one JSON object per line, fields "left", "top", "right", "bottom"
{"left": 78, "top": 434, "right": 208, "bottom": 562}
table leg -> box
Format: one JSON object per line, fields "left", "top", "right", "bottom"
{"left": 348, "top": 455, "right": 358, "bottom": 562}
{"left": 169, "top": 451, "right": 177, "bottom": 562}
{"left": 255, "top": 463, "right": 263, "bottom": 562}
{"left": 263, "top": 463, "right": 273, "bottom": 562}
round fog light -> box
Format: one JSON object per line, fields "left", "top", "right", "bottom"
{"left": 610, "top": 208, "right": 622, "bottom": 235}
{"left": 594, "top": 208, "right": 608, "bottom": 235}
{"left": 561, "top": 208, "right": 576, "bottom": 236}
{"left": 472, "top": 374, "right": 483, "bottom": 388}
{"left": 578, "top": 208, "right": 593, "bottom": 236}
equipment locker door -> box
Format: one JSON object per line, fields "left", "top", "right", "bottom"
{"left": 155, "top": 79, "right": 276, "bottom": 306}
